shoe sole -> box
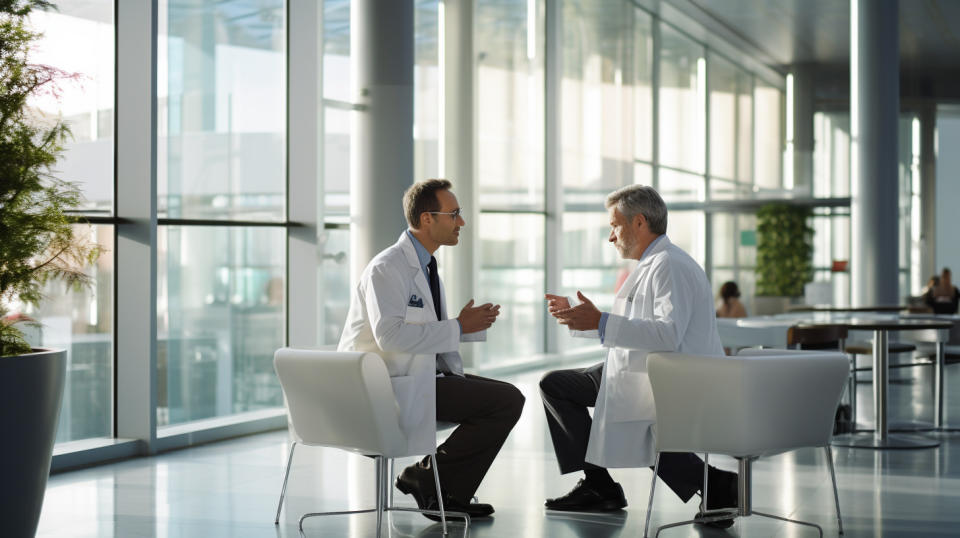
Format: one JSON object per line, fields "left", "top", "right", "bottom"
{"left": 544, "top": 501, "right": 628, "bottom": 512}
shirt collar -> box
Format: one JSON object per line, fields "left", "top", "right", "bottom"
{"left": 639, "top": 234, "right": 665, "bottom": 261}
{"left": 405, "top": 229, "right": 432, "bottom": 278}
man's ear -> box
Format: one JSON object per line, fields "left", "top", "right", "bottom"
{"left": 420, "top": 212, "right": 432, "bottom": 226}
{"left": 633, "top": 213, "right": 646, "bottom": 231}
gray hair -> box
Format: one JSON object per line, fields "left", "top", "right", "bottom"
{"left": 604, "top": 185, "right": 667, "bottom": 235}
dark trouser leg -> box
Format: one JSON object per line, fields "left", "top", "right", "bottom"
{"left": 539, "top": 363, "right": 605, "bottom": 474}
{"left": 654, "top": 452, "right": 709, "bottom": 503}
{"left": 427, "top": 374, "right": 525, "bottom": 503}
{"left": 540, "top": 362, "right": 715, "bottom": 502}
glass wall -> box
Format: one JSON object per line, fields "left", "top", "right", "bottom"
{"left": 475, "top": 0, "right": 546, "bottom": 365}
{"left": 23, "top": 4, "right": 115, "bottom": 445}
{"left": 708, "top": 54, "right": 753, "bottom": 200}
{"left": 27, "top": 4, "right": 115, "bottom": 213}
{"left": 158, "top": 0, "right": 287, "bottom": 427}
{"left": 810, "top": 111, "right": 920, "bottom": 305}
{"left": 558, "top": 2, "right": 652, "bottom": 351}
{"left": 658, "top": 25, "right": 705, "bottom": 180}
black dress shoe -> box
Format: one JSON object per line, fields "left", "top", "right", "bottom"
{"left": 545, "top": 479, "right": 628, "bottom": 511}
{"left": 395, "top": 464, "right": 438, "bottom": 510}
{"left": 396, "top": 464, "right": 493, "bottom": 521}
{"left": 421, "top": 496, "right": 495, "bottom": 522}
{"left": 695, "top": 469, "right": 738, "bottom": 529}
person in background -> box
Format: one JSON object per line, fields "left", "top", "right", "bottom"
{"left": 925, "top": 268, "right": 960, "bottom": 314}
{"left": 716, "top": 281, "right": 747, "bottom": 318}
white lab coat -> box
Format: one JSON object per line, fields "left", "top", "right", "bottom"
{"left": 579, "top": 235, "right": 725, "bottom": 468}
{"left": 338, "top": 232, "right": 470, "bottom": 455}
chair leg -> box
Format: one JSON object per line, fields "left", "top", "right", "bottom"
{"left": 751, "top": 511, "right": 824, "bottom": 537}
{"left": 643, "top": 453, "right": 660, "bottom": 538}
{"left": 701, "top": 453, "right": 709, "bottom": 513}
{"left": 274, "top": 441, "right": 297, "bottom": 524}
{"left": 848, "top": 355, "right": 858, "bottom": 432}
{"left": 375, "top": 456, "right": 384, "bottom": 538}
{"left": 387, "top": 458, "right": 395, "bottom": 508}
{"left": 431, "top": 454, "right": 449, "bottom": 535}
{"left": 824, "top": 446, "right": 844, "bottom": 535}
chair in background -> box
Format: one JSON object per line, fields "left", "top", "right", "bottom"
{"left": 272, "top": 348, "right": 468, "bottom": 536}
{"left": 644, "top": 349, "right": 849, "bottom": 537}
{"left": 787, "top": 324, "right": 854, "bottom": 433}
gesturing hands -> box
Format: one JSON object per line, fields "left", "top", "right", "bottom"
{"left": 545, "top": 291, "right": 602, "bottom": 331}
{"left": 457, "top": 299, "right": 501, "bottom": 334}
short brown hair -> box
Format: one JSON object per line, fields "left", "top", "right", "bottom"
{"left": 403, "top": 179, "right": 452, "bottom": 228}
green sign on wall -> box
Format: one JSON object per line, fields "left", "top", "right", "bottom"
{"left": 740, "top": 230, "right": 757, "bottom": 247}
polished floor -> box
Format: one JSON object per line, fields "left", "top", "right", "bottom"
{"left": 38, "top": 356, "right": 960, "bottom": 537}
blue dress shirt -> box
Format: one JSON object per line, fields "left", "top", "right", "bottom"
{"left": 406, "top": 230, "right": 462, "bottom": 332}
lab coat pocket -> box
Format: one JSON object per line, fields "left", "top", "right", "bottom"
{"left": 607, "top": 371, "right": 656, "bottom": 423}
{"left": 404, "top": 306, "right": 426, "bottom": 324}
{"left": 390, "top": 374, "right": 429, "bottom": 434}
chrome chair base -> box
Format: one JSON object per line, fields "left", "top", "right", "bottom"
{"left": 643, "top": 447, "right": 843, "bottom": 537}
{"left": 275, "top": 443, "right": 470, "bottom": 537}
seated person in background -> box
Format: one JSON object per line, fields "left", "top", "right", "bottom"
{"left": 925, "top": 268, "right": 960, "bottom": 314}
{"left": 715, "top": 281, "right": 747, "bottom": 318}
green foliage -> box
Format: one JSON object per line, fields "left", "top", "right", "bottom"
{"left": 0, "top": 0, "right": 100, "bottom": 356}
{"left": 755, "top": 203, "right": 814, "bottom": 297}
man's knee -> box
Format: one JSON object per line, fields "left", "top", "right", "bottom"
{"left": 497, "top": 383, "right": 525, "bottom": 425}
{"left": 539, "top": 370, "right": 564, "bottom": 399}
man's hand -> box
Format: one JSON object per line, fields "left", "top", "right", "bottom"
{"left": 457, "top": 299, "right": 501, "bottom": 334}
{"left": 544, "top": 294, "right": 570, "bottom": 318}
{"left": 552, "top": 291, "right": 602, "bottom": 331}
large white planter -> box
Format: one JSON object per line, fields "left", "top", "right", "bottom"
{"left": 0, "top": 348, "right": 66, "bottom": 538}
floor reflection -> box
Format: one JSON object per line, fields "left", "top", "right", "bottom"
{"left": 38, "top": 359, "right": 960, "bottom": 537}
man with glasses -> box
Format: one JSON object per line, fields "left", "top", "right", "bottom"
{"left": 339, "top": 179, "right": 525, "bottom": 521}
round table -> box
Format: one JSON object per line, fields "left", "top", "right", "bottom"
{"left": 820, "top": 318, "right": 953, "bottom": 449}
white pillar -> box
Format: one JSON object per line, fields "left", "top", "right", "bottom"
{"left": 791, "top": 63, "right": 815, "bottom": 195}
{"left": 919, "top": 103, "right": 936, "bottom": 286}
{"left": 115, "top": 0, "right": 158, "bottom": 451}
{"left": 287, "top": 0, "right": 322, "bottom": 347}
{"left": 440, "top": 0, "right": 477, "bottom": 365}
{"left": 851, "top": 0, "right": 899, "bottom": 306}
{"left": 350, "top": 0, "right": 415, "bottom": 280}
{"left": 544, "top": 0, "right": 562, "bottom": 353}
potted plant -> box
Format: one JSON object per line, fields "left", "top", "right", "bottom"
{"left": 0, "top": 1, "right": 100, "bottom": 536}
{"left": 754, "top": 203, "right": 814, "bottom": 315}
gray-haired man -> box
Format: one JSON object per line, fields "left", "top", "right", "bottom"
{"left": 540, "top": 185, "right": 738, "bottom": 528}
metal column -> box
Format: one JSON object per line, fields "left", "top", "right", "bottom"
{"left": 850, "top": 0, "right": 899, "bottom": 306}
{"left": 350, "top": 0, "right": 415, "bottom": 280}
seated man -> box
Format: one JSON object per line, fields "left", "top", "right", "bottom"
{"left": 541, "top": 185, "right": 738, "bottom": 528}
{"left": 338, "top": 179, "right": 525, "bottom": 519}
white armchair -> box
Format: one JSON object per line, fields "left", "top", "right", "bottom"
{"left": 644, "top": 349, "right": 849, "bottom": 537}
{"left": 272, "top": 348, "right": 468, "bottom": 536}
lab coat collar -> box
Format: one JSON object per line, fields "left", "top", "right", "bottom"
{"left": 636, "top": 234, "right": 671, "bottom": 269}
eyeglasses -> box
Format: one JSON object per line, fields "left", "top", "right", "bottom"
{"left": 428, "top": 208, "right": 463, "bottom": 219}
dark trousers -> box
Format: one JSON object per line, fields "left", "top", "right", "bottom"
{"left": 539, "top": 362, "right": 708, "bottom": 503}
{"left": 417, "top": 373, "right": 525, "bottom": 503}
